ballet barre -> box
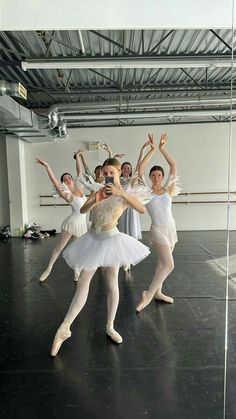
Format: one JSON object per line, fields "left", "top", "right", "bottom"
{"left": 173, "top": 190, "right": 236, "bottom": 204}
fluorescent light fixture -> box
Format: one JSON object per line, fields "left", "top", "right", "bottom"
{"left": 21, "top": 57, "right": 236, "bottom": 71}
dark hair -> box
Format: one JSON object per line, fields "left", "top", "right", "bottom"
{"left": 60, "top": 172, "right": 73, "bottom": 183}
{"left": 94, "top": 165, "right": 103, "bottom": 174}
{"left": 103, "top": 158, "right": 121, "bottom": 170}
{"left": 149, "top": 165, "right": 164, "bottom": 177}
{"left": 121, "top": 161, "right": 132, "bottom": 177}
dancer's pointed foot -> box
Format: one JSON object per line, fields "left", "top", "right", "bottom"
{"left": 136, "top": 290, "right": 153, "bottom": 312}
{"left": 39, "top": 268, "right": 51, "bottom": 282}
{"left": 155, "top": 291, "right": 174, "bottom": 304}
{"left": 50, "top": 322, "right": 71, "bottom": 357}
{"left": 106, "top": 322, "right": 123, "bottom": 344}
{"left": 74, "top": 271, "right": 80, "bottom": 282}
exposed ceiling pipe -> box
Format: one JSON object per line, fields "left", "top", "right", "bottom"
{"left": 61, "top": 109, "right": 236, "bottom": 122}
{"left": 22, "top": 56, "right": 236, "bottom": 71}
{"left": 48, "top": 96, "right": 236, "bottom": 115}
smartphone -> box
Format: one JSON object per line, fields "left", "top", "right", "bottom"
{"left": 104, "top": 176, "right": 114, "bottom": 195}
{"left": 105, "top": 176, "right": 114, "bottom": 185}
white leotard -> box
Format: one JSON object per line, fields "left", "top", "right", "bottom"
{"left": 61, "top": 195, "right": 87, "bottom": 237}
{"left": 146, "top": 192, "right": 174, "bottom": 226}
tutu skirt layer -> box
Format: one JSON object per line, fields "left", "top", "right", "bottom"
{"left": 150, "top": 221, "right": 178, "bottom": 250}
{"left": 118, "top": 207, "right": 142, "bottom": 239}
{"left": 61, "top": 214, "right": 87, "bottom": 238}
{"left": 63, "top": 228, "right": 150, "bottom": 271}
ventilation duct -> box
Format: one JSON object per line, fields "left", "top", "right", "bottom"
{"left": 0, "top": 95, "right": 60, "bottom": 143}
{"left": 0, "top": 80, "right": 27, "bottom": 100}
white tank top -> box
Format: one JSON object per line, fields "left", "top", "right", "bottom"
{"left": 146, "top": 192, "right": 174, "bottom": 225}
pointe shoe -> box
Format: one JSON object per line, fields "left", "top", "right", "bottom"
{"left": 136, "top": 290, "right": 153, "bottom": 312}
{"left": 155, "top": 291, "right": 174, "bottom": 304}
{"left": 74, "top": 271, "right": 80, "bottom": 282}
{"left": 106, "top": 325, "right": 123, "bottom": 344}
{"left": 50, "top": 323, "right": 71, "bottom": 357}
{"left": 39, "top": 268, "right": 51, "bottom": 282}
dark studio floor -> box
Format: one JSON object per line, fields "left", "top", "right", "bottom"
{"left": 0, "top": 231, "right": 236, "bottom": 419}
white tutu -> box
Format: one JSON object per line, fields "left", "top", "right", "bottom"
{"left": 150, "top": 221, "right": 178, "bottom": 250}
{"left": 63, "top": 227, "right": 150, "bottom": 271}
{"left": 61, "top": 195, "right": 87, "bottom": 238}
{"left": 118, "top": 207, "right": 142, "bottom": 240}
{"left": 61, "top": 213, "right": 87, "bottom": 237}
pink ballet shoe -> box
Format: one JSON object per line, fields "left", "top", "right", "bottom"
{"left": 106, "top": 323, "right": 123, "bottom": 344}
{"left": 74, "top": 271, "right": 80, "bottom": 282}
{"left": 155, "top": 291, "right": 174, "bottom": 304}
{"left": 50, "top": 323, "right": 71, "bottom": 357}
{"left": 39, "top": 268, "right": 51, "bottom": 282}
{"left": 136, "top": 290, "right": 153, "bottom": 312}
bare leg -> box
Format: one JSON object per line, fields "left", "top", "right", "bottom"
{"left": 136, "top": 243, "right": 174, "bottom": 312}
{"left": 51, "top": 269, "right": 96, "bottom": 356}
{"left": 39, "top": 230, "right": 72, "bottom": 282}
{"left": 105, "top": 266, "right": 122, "bottom": 343}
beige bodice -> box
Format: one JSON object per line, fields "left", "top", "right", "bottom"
{"left": 91, "top": 195, "right": 126, "bottom": 232}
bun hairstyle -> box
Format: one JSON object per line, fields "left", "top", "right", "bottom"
{"left": 60, "top": 172, "right": 73, "bottom": 183}
{"left": 103, "top": 158, "right": 121, "bottom": 170}
{"left": 121, "top": 161, "right": 132, "bottom": 177}
{"left": 149, "top": 165, "right": 164, "bottom": 177}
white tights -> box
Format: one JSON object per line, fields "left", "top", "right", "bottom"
{"left": 40, "top": 230, "right": 78, "bottom": 281}
{"left": 136, "top": 243, "right": 174, "bottom": 311}
{"left": 148, "top": 243, "right": 174, "bottom": 297}
{"left": 63, "top": 266, "right": 120, "bottom": 326}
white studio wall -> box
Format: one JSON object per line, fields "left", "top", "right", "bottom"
{"left": 0, "top": 135, "right": 10, "bottom": 227}
{"left": 22, "top": 122, "right": 236, "bottom": 234}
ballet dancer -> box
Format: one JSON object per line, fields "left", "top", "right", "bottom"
{"left": 118, "top": 143, "right": 150, "bottom": 270}
{"left": 136, "top": 133, "right": 178, "bottom": 311}
{"left": 50, "top": 157, "right": 150, "bottom": 356}
{"left": 35, "top": 149, "right": 87, "bottom": 282}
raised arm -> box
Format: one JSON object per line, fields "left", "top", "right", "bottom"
{"left": 74, "top": 147, "right": 85, "bottom": 177}
{"left": 102, "top": 143, "right": 113, "bottom": 158}
{"left": 75, "top": 151, "right": 93, "bottom": 177}
{"left": 35, "top": 158, "right": 71, "bottom": 201}
{"left": 134, "top": 141, "right": 150, "bottom": 174}
{"left": 159, "top": 134, "right": 177, "bottom": 177}
{"left": 138, "top": 134, "right": 157, "bottom": 177}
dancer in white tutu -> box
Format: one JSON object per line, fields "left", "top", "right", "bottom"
{"left": 136, "top": 133, "right": 178, "bottom": 312}
{"left": 50, "top": 157, "right": 150, "bottom": 356}
{"left": 118, "top": 143, "right": 149, "bottom": 271}
{"left": 35, "top": 149, "right": 87, "bottom": 282}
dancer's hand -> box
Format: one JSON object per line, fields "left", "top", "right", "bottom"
{"left": 114, "top": 153, "right": 125, "bottom": 159}
{"left": 104, "top": 184, "right": 122, "bottom": 197}
{"left": 159, "top": 133, "right": 167, "bottom": 150}
{"left": 73, "top": 147, "right": 85, "bottom": 158}
{"left": 147, "top": 133, "right": 157, "bottom": 150}
{"left": 35, "top": 158, "right": 48, "bottom": 167}
{"left": 95, "top": 187, "right": 108, "bottom": 202}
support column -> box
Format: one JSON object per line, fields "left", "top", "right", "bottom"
{"left": 6, "top": 135, "right": 28, "bottom": 236}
